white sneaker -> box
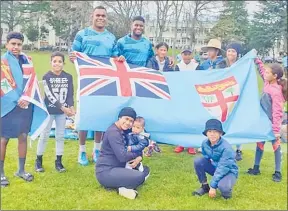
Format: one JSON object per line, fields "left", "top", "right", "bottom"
{"left": 118, "top": 187, "right": 138, "bottom": 199}
{"left": 138, "top": 162, "right": 144, "bottom": 172}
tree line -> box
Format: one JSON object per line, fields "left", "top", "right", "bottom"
{"left": 1, "top": 1, "right": 287, "bottom": 57}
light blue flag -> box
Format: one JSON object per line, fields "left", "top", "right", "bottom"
{"left": 75, "top": 50, "right": 274, "bottom": 147}
{"left": 1, "top": 51, "right": 50, "bottom": 140}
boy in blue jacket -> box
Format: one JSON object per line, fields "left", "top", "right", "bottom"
{"left": 125, "top": 117, "right": 149, "bottom": 171}
{"left": 192, "top": 119, "right": 238, "bottom": 199}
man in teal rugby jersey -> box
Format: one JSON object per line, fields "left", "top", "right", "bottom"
{"left": 117, "top": 16, "right": 174, "bottom": 67}
{"left": 69, "top": 5, "right": 124, "bottom": 166}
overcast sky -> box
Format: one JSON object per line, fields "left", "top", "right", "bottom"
{"left": 246, "top": 1, "right": 261, "bottom": 15}
{"left": 94, "top": 1, "right": 261, "bottom": 19}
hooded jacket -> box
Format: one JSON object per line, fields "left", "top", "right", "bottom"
{"left": 201, "top": 137, "right": 238, "bottom": 189}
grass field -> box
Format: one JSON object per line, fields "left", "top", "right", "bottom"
{"left": 1, "top": 51, "right": 287, "bottom": 210}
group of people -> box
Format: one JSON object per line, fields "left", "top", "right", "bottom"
{"left": 1, "top": 5, "right": 287, "bottom": 201}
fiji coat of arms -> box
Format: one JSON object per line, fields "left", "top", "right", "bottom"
{"left": 1, "top": 59, "right": 16, "bottom": 96}
{"left": 195, "top": 76, "right": 240, "bottom": 122}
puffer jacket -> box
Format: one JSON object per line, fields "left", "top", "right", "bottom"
{"left": 146, "top": 56, "right": 174, "bottom": 72}
{"left": 201, "top": 137, "right": 238, "bottom": 189}
{"left": 126, "top": 133, "right": 149, "bottom": 153}
{"left": 197, "top": 56, "right": 224, "bottom": 70}
{"left": 255, "top": 58, "right": 285, "bottom": 135}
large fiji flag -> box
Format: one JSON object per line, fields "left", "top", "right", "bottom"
{"left": 1, "top": 52, "right": 49, "bottom": 140}
{"left": 74, "top": 50, "right": 274, "bottom": 147}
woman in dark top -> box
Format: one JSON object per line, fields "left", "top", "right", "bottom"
{"left": 146, "top": 42, "right": 174, "bottom": 72}
{"left": 216, "top": 42, "right": 243, "bottom": 161}
{"left": 96, "top": 107, "right": 150, "bottom": 199}
{"left": 216, "top": 42, "right": 241, "bottom": 69}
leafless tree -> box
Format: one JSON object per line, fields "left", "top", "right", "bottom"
{"left": 101, "top": 0, "right": 147, "bottom": 36}
{"left": 171, "top": 0, "right": 185, "bottom": 58}
{"left": 0, "top": 1, "right": 28, "bottom": 32}
{"left": 154, "top": 1, "right": 174, "bottom": 43}
{"left": 74, "top": 1, "right": 94, "bottom": 28}
{"left": 184, "top": 1, "right": 220, "bottom": 50}
{"left": 50, "top": 1, "right": 93, "bottom": 28}
{"left": 49, "top": 1, "right": 94, "bottom": 46}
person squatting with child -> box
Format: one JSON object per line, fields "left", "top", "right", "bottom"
{"left": 96, "top": 107, "right": 150, "bottom": 200}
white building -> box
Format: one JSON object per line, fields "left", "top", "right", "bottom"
{"left": 1, "top": 14, "right": 68, "bottom": 49}
{"left": 1, "top": 23, "right": 68, "bottom": 49}
{"left": 3, "top": 13, "right": 284, "bottom": 56}
{"left": 2, "top": 14, "right": 215, "bottom": 51}
{"left": 144, "top": 18, "right": 216, "bottom": 50}
{"left": 268, "top": 38, "right": 287, "bottom": 58}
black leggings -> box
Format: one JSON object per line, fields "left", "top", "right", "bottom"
{"left": 96, "top": 166, "right": 150, "bottom": 190}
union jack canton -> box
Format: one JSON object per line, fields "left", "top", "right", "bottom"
{"left": 75, "top": 52, "right": 171, "bottom": 100}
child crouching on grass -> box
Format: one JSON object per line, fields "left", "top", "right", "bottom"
{"left": 35, "top": 51, "right": 75, "bottom": 173}
{"left": 192, "top": 119, "right": 238, "bottom": 199}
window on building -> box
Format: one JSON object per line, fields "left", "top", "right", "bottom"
{"left": 177, "top": 28, "right": 182, "bottom": 33}
{"left": 182, "top": 38, "right": 186, "bottom": 44}
{"left": 165, "top": 39, "right": 170, "bottom": 43}
{"left": 182, "top": 28, "right": 186, "bottom": 33}
{"left": 177, "top": 39, "right": 181, "bottom": 44}
{"left": 149, "top": 37, "right": 154, "bottom": 43}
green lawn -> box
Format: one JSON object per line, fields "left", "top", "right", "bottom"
{"left": 1, "top": 51, "right": 287, "bottom": 210}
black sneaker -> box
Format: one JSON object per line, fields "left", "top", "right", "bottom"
{"left": 153, "top": 143, "right": 161, "bottom": 153}
{"left": 272, "top": 171, "right": 282, "bottom": 182}
{"left": 145, "top": 145, "right": 153, "bottom": 157}
{"left": 35, "top": 158, "right": 44, "bottom": 172}
{"left": 235, "top": 150, "right": 243, "bottom": 161}
{"left": 55, "top": 160, "right": 66, "bottom": 173}
{"left": 222, "top": 195, "right": 232, "bottom": 200}
{"left": 247, "top": 167, "right": 260, "bottom": 175}
{"left": 192, "top": 184, "right": 210, "bottom": 196}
